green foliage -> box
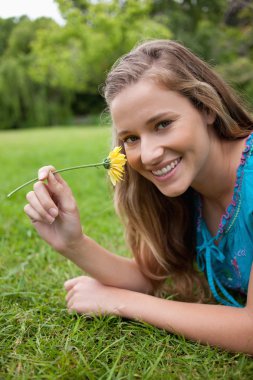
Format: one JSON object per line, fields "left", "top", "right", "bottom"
{"left": 0, "top": 17, "right": 17, "bottom": 55}
{"left": 30, "top": 0, "right": 171, "bottom": 92}
{"left": 218, "top": 57, "right": 253, "bottom": 103}
{"left": 0, "top": 17, "right": 72, "bottom": 129}
{"left": 0, "top": 1, "right": 253, "bottom": 129}
{"left": 150, "top": 0, "right": 253, "bottom": 106}
{"left": 1, "top": 127, "right": 253, "bottom": 378}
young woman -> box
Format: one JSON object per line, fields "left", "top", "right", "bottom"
{"left": 24, "top": 40, "right": 253, "bottom": 354}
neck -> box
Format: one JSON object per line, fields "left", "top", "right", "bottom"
{"left": 192, "top": 136, "right": 247, "bottom": 211}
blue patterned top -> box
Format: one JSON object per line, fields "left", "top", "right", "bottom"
{"left": 196, "top": 132, "right": 253, "bottom": 307}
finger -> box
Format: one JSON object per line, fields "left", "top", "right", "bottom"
{"left": 24, "top": 203, "right": 52, "bottom": 224}
{"left": 33, "top": 181, "right": 59, "bottom": 219}
{"left": 67, "top": 294, "right": 76, "bottom": 311}
{"left": 64, "top": 276, "right": 84, "bottom": 291}
{"left": 47, "top": 171, "right": 65, "bottom": 195}
{"left": 67, "top": 299, "right": 86, "bottom": 315}
{"left": 65, "top": 287, "right": 76, "bottom": 303}
{"left": 67, "top": 303, "right": 77, "bottom": 314}
{"left": 26, "top": 190, "right": 58, "bottom": 222}
{"left": 38, "top": 165, "right": 56, "bottom": 181}
{"left": 47, "top": 172, "right": 75, "bottom": 212}
{"left": 53, "top": 172, "right": 68, "bottom": 186}
{"left": 38, "top": 165, "right": 66, "bottom": 185}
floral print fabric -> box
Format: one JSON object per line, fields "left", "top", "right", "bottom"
{"left": 196, "top": 133, "right": 253, "bottom": 307}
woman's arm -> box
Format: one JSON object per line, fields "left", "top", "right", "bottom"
{"left": 118, "top": 287, "right": 253, "bottom": 354}
{"left": 65, "top": 265, "right": 253, "bottom": 355}
{"left": 64, "top": 234, "right": 153, "bottom": 294}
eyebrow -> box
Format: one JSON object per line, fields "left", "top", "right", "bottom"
{"left": 117, "top": 111, "right": 174, "bottom": 138}
{"left": 145, "top": 111, "right": 172, "bottom": 125}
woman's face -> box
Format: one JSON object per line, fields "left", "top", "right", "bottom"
{"left": 110, "top": 79, "right": 216, "bottom": 197}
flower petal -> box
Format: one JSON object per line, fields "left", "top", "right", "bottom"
{"left": 106, "top": 146, "right": 127, "bottom": 185}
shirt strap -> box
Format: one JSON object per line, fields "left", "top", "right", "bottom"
{"left": 196, "top": 230, "right": 243, "bottom": 308}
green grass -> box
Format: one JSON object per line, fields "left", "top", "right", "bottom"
{"left": 0, "top": 127, "right": 252, "bottom": 379}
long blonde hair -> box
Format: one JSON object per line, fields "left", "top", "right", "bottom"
{"left": 103, "top": 40, "right": 253, "bottom": 301}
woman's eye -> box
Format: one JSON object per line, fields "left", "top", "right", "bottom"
{"left": 156, "top": 120, "right": 172, "bottom": 130}
{"left": 123, "top": 136, "right": 138, "bottom": 144}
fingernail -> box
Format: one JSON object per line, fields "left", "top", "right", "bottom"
{"left": 39, "top": 171, "right": 47, "bottom": 180}
{"left": 49, "top": 208, "right": 58, "bottom": 217}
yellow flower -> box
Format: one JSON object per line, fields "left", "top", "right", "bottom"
{"left": 103, "top": 146, "right": 127, "bottom": 186}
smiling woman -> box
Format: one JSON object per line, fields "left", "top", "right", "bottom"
{"left": 110, "top": 80, "right": 216, "bottom": 198}
{"left": 23, "top": 39, "right": 253, "bottom": 354}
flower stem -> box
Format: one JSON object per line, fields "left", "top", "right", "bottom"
{"left": 7, "top": 162, "right": 104, "bottom": 198}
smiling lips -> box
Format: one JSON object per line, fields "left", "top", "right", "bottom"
{"left": 152, "top": 157, "right": 181, "bottom": 177}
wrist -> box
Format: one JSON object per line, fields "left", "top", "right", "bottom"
{"left": 60, "top": 233, "right": 88, "bottom": 257}
{"left": 112, "top": 287, "right": 146, "bottom": 320}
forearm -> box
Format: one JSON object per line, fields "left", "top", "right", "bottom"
{"left": 114, "top": 288, "right": 253, "bottom": 354}
{"left": 62, "top": 234, "right": 153, "bottom": 294}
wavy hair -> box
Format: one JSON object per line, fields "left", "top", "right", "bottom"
{"left": 102, "top": 40, "right": 253, "bottom": 301}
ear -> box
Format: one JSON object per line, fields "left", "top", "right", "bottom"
{"left": 203, "top": 109, "right": 216, "bottom": 125}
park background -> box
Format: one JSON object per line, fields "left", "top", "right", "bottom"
{"left": 0, "top": 0, "right": 253, "bottom": 130}
{"left": 1, "top": 1, "right": 253, "bottom": 379}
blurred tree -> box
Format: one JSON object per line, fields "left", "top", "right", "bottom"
{"left": 0, "top": 0, "right": 252, "bottom": 129}
{"left": 29, "top": 0, "right": 171, "bottom": 114}
{"left": 150, "top": 0, "right": 253, "bottom": 105}
{"left": 0, "top": 17, "right": 17, "bottom": 56}
{"left": 0, "top": 16, "right": 72, "bottom": 129}
{"left": 224, "top": 0, "right": 253, "bottom": 26}
{"left": 150, "top": 0, "right": 227, "bottom": 35}
{"left": 217, "top": 0, "right": 253, "bottom": 103}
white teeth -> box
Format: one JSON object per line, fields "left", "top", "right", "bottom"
{"left": 161, "top": 166, "right": 169, "bottom": 174}
{"left": 152, "top": 158, "right": 180, "bottom": 177}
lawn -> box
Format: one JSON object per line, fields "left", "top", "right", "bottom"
{"left": 0, "top": 126, "right": 252, "bottom": 379}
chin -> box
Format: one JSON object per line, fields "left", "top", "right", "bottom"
{"left": 163, "top": 190, "right": 184, "bottom": 198}
{"left": 159, "top": 183, "right": 190, "bottom": 198}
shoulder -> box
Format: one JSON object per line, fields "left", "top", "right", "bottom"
{"left": 239, "top": 133, "right": 253, "bottom": 202}
{"left": 243, "top": 133, "right": 253, "bottom": 171}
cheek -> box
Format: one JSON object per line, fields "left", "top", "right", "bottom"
{"left": 180, "top": 121, "right": 209, "bottom": 153}
{"left": 125, "top": 148, "right": 141, "bottom": 170}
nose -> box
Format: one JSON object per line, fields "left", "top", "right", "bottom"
{"left": 140, "top": 137, "right": 164, "bottom": 167}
